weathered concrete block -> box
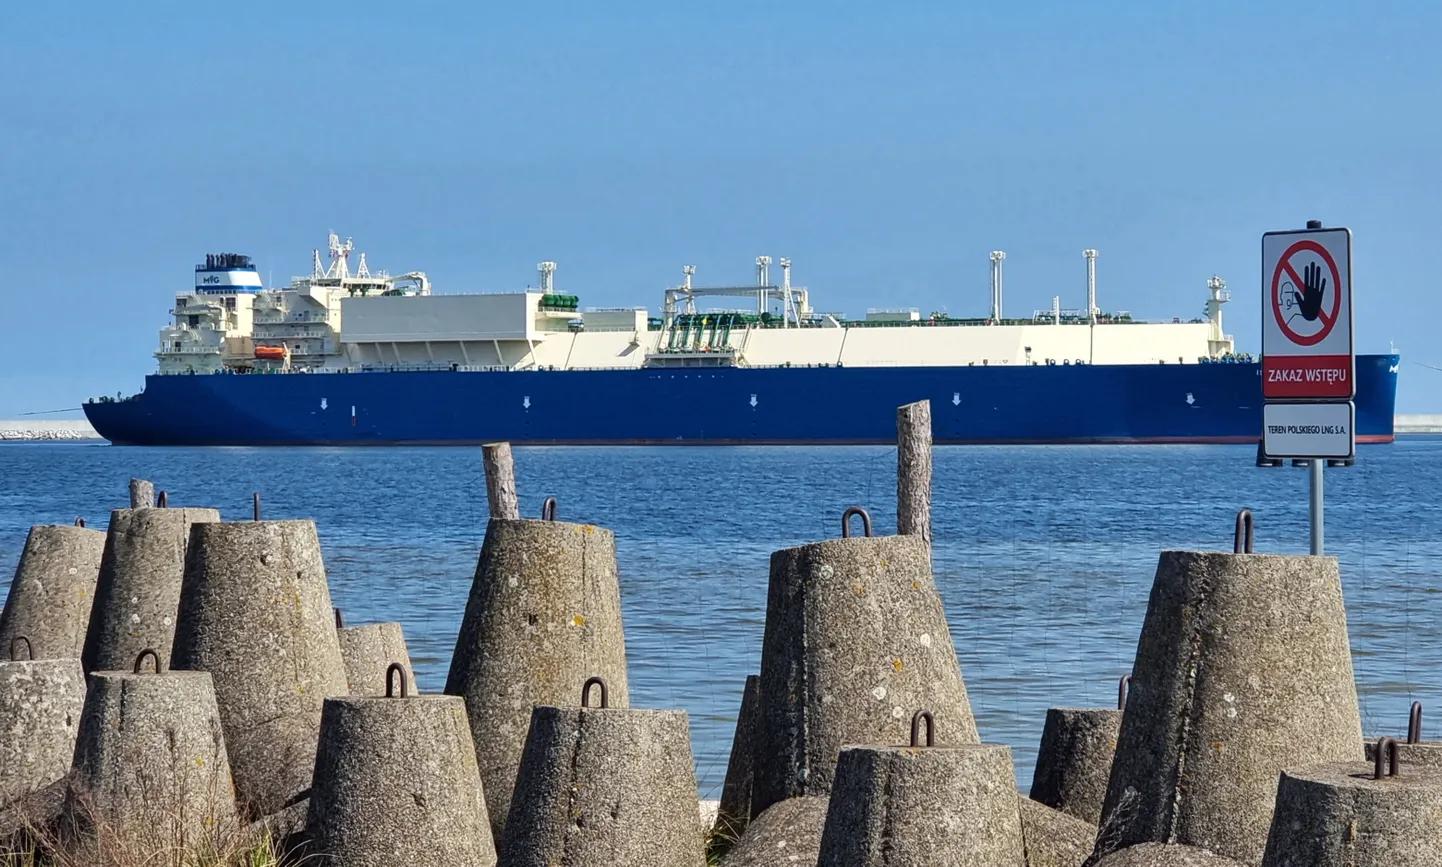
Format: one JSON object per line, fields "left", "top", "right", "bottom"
{"left": 0, "top": 657, "right": 87, "bottom": 805}
{"left": 754, "top": 522, "right": 977, "bottom": 815}
{"left": 337, "top": 622, "right": 416, "bottom": 696}
{"left": 714, "top": 674, "right": 761, "bottom": 846}
{"left": 1099, "top": 551, "right": 1363, "bottom": 864}
{"left": 499, "top": 695, "right": 704, "bottom": 867}
{"left": 1018, "top": 796, "right": 1097, "bottom": 867}
{"left": 719, "top": 796, "right": 829, "bottom": 867}
{"left": 816, "top": 736, "right": 1026, "bottom": 866}
{"left": 82, "top": 507, "right": 219, "bottom": 673}
{"left": 307, "top": 668, "right": 496, "bottom": 866}
{"left": 1030, "top": 706, "right": 1122, "bottom": 824}
{"left": 445, "top": 517, "right": 629, "bottom": 840}
{"left": 1260, "top": 749, "right": 1442, "bottom": 866}
{"left": 63, "top": 652, "right": 239, "bottom": 851}
{"left": 0, "top": 525, "right": 105, "bottom": 660}
{"left": 1364, "top": 737, "right": 1442, "bottom": 767}
{"left": 1091, "top": 843, "right": 1244, "bottom": 866}
{"left": 171, "top": 520, "right": 349, "bottom": 818}
{"left": 128, "top": 478, "right": 155, "bottom": 509}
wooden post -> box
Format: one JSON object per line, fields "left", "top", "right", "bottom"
{"left": 897, "top": 401, "right": 932, "bottom": 547}
{"left": 128, "top": 478, "right": 154, "bottom": 509}
{"left": 482, "top": 442, "right": 520, "bottom": 520}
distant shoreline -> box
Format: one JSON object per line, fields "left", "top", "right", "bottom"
{"left": 0, "top": 419, "right": 101, "bottom": 441}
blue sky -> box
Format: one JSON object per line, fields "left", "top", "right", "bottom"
{"left": 2, "top": 0, "right": 1437, "bottom": 415}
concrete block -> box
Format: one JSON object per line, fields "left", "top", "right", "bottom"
{"left": 337, "top": 621, "right": 416, "bottom": 696}
{"left": 62, "top": 650, "right": 239, "bottom": 851}
{"left": 714, "top": 674, "right": 761, "bottom": 846}
{"left": 1362, "top": 703, "right": 1442, "bottom": 768}
{"left": 1018, "top": 796, "right": 1097, "bottom": 867}
{"left": 816, "top": 729, "right": 1026, "bottom": 866}
{"left": 128, "top": 479, "right": 154, "bottom": 509}
{"left": 1030, "top": 700, "right": 1123, "bottom": 824}
{"left": 754, "top": 515, "right": 978, "bottom": 815}
{"left": 719, "top": 796, "right": 830, "bottom": 867}
{"left": 0, "top": 656, "right": 87, "bottom": 805}
{"left": 445, "top": 516, "right": 629, "bottom": 840}
{"left": 0, "top": 525, "right": 105, "bottom": 660}
{"left": 171, "top": 520, "right": 349, "bottom": 818}
{"left": 499, "top": 686, "right": 704, "bottom": 867}
{"left": 1260, "top": 745, "right": 1442, "bottom": 866}
{"left": 1091, "top": 843, "right": 1244, "bottom": 866}
{"left": 82, "top": 507, "right": 219, "bottom": 673}
{"left": 1099, "top": 550, "right": 1363, "bottom": 864}
{"left": 306, "top": 665, "right": 496, "bottom": 866}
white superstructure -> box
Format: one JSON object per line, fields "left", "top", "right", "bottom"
{"left": 154, "top": 236, "right": 1241, "bottom": 377}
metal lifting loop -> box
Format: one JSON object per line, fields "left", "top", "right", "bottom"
{"left": 1375, "top": 736, "right": 1401, "bottom": 779}
{"left": 155, "top": 491, "right": 169, "bottom": 508}
{"left": 541, "top": 497, "right": 558, "bottom": 522}
{"left": 133, "top": 648, "right": 161, "bottom": 674}
{"left": 9, "top": 636, "right": 32, "bottom": 661}
{"left": 252, "top": 493, "right": 261, "bottom": 522}
{"left": 581, "top": 676, "right": 609, "bottom": 709}
{"left": 74, "top": 517, "right": 86, "bottom": 528}
{"left": 385, "top": 663, "right": 409, "bottom": 698}
{"left": 334, "top": 608, "right": 344, "bottom": 630}
{"left": 1233, "top": 509, "right": 1255, "bottom": 554}
{"left": 910, "top": 710, "right": 935, "bottom": 748}
{"left": 1409, "top": 701, "right": 1423, "bottom": 745}
{"left": 841, "top": 506, "right": 873, "bottom": 539}
{"left": 1119, "top": 674, "right": 1132, "bottom": 711}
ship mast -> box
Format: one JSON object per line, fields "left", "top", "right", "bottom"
{"left": 989, "top": 251, "right": 1006, "bottom": 322}
{"left": 1083, "top": 249, "right": 1098, "bottom": 363}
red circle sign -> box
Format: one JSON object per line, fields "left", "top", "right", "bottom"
{"left": 1271, "top": 239, "right": 1342, "bottom": 347}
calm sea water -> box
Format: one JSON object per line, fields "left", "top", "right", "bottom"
{"left": 2, "top": 439, "right": 1440, "bottom": 797}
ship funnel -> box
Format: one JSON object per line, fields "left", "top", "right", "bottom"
{"left": 989, "top": 251, "right": 1006, "bottom": 321}
{"left": 538, "top": 261, "right": 557, "bottom": 295}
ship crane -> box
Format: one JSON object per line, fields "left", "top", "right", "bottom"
{"left": 662, "top": 258, "right": 813, "bottom": 329}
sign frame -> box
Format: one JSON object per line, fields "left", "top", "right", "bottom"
{"left": 1260, "top": 226, "right": 1355, "bottom": 401}
{"left": 1261, "top": 401, "right": 1356, "bottom": 460}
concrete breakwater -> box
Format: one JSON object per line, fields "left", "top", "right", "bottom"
{"left": 0, "top": 415, "right": 1438, "bottom": 866}
{"left": 0, "top": 420, "right": 100, "bottom": 441}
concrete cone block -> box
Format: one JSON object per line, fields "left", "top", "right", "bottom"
{"left": 1092, "top": 844, "right": 1244, "bottom": 866}
{"left": 1098, "top": 549, "right": 1363, "bottom": 864}
{"left": 1362, "top": 703, "right": 1442, "bottom": 768}
{"left": 1260, "top": 744, "right": 1442, "bottom": 866}
{"left": 754, "top": 509, "right": 978, "bottom": 815}
{"left": 1018, "top": 797, "right": 1097, "bottom": 867}
{"left": 171, "top": 520, "right": 349, "bottom": 818}
{"left": 719, "top": 796, "right": 830, "bottom": 867}
{"left": 82, "top": 507, "right": 219, "bottom": 674}
{"left": 713, "top": 674, "right": 761, "bottom": 846}
{"left": 336, "top": 620, "right": 416, "bottom": 696}
{"left": 1030, "top": 696, "right": 1124, "bottom": 824}
{"left": 0, "top": 525, "right": 105, "bottom": 660}
{"left": 62, "top": 649, "right": 239, "bottom": 850}
{"left": 306, "top": 665, "right": 496, "bottom": 866}
{"left": 816, "top": 717, "right": 1026, "bottom": 866}
{"left": 499, "top": 680, "right": 704, "bottom": 867}
{"left": 445, "top": 515, "right": 629, "bottom": 839}
{"left": 0, "top": 653, "right": 86, "bottom": 805}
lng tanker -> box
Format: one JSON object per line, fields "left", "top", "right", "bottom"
{"left": 83, "top": 233, "right": 1399, "bottom": 446}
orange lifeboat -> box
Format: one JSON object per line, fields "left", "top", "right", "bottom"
{"left": 254, "top": 345, "right": 287, "bottom": 360}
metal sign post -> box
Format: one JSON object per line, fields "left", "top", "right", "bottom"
{"left": 1260, "top": 219, "right": 1355, "bottom": 555}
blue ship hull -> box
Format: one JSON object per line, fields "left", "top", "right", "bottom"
{"left": 83, "top": 355, "right": 1400, "bottom": 446}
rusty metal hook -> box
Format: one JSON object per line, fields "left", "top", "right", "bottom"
{"left": 581, "top": 676, "right": 609, "bottom": 709}
{"left": 252, "top": 493, "right": 261, "bottom": 522}
{"left": 1375, "top": 736, "right": 1401, "bottom": 779}
{"left": 841, "top": 506, "right": 873, "bottom": 539}
{"left": 333, "top": 608, "right": 343, "bottom": 630}
{"left": 385, "top": 663, "right": 409, "bottom": 698}
{"left": 74, "top": 517, "right": 86, "bottom": 528}
{"left": 155, "top": 491, "right": 168, "bottom": 508}
{"left": 1233, "top": 509, "right": 1254, "bottom": 554}
{"left": 133, "top": 649, "right": 161, "bottom": 674}
{"left": 1119, "top": 674, "right": 1132, "bottom": 711}
{"left": 9, "top": 636, "right": 32, "bottom": 661}
{"left": 910, "top": 710, "right": 935, "bottom": 747}
{"left": 1409, "top": 701, "right": 1423, "bottom": 745}
{"left": 541, "top": 497, "right": 558, "bottom": 521}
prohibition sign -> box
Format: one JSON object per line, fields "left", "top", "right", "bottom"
{"left": 1271, "top": 239, "right": 1342, "bottom": 347}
